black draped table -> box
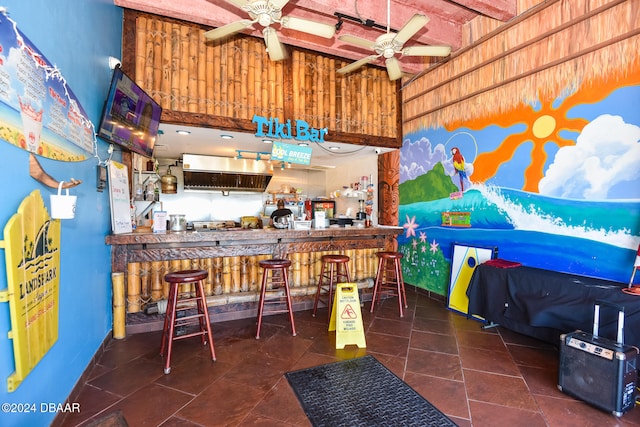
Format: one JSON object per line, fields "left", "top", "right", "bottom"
{"left": 466, "top": 263, "right": 640, "bottom": 348}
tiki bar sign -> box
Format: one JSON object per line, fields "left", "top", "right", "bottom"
{"left": 0, "top": 190, "right": 60, "bottom": 392}
{"left": 252, "top": 114, "right": 328, "bottom": 143}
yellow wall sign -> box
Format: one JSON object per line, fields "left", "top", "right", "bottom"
{"left": 0, "top": 190, "right": 60, "bottom": 392}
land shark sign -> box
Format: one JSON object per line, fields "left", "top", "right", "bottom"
{"left": 0, "top": 190, "right": 60, "bottom": 392}
{"left": 0, "top": 12, "right": 94, "bottom": 161}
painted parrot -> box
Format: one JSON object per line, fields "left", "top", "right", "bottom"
{"left": 451, "top": 147, "right": 467, "bottom": 192}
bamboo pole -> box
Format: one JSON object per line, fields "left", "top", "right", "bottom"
{"left": 204, "top": 257, "right": 214, "bottom": 295}
{"left": 161, "top": 20, "right": 172, "bottom": 110}
{"left": 178, "top": 25, "right": 190, "bottom": 111}
{"left": 249, "top": 255, "right": 259, "bottom": 292}
{"left": 112, "top": 273, "right": 126, "bottom": 339}
{"left": 299, "top": 252, "right": 309, "bottom": 287}
{"left": 213, "top": 40, "right": 222, "bottom": 116}
{"left": 170, "top": 23, "right": 181, "bottom": 111}
{"left": 194, "top": 26, "right": 205, "bottom": 113}
{"left": 355, "top": 249, "right": 365, "bottom": 281}
{"left": 127, "top": 263, "right": 141, "bottom": 313}
{"left": 222, "top": 257, "right": 231, "bottom": 294}
{"left": 205, "top": 33, "right": 214, "bottom": 115}
{"left": 240, "top": 256, "right": 249, "bottom": 292}
{"left": 151, "top": 18, "right": 162, "bottom": 105}
{"left": 292, "top": 252, "right": 301, "bottom": 287}
{"left": 151, "top": 261, "right": 163, "bottom": 301}
{"left": 241, "top": 38, "right": 250, "bottom": 120}
{"left": 135, "top": 16, "right": 147, "bottom": 87}
{"left": 140, "top": 262, "right": 150, "bottom": 302}
{"left": 213, "top": 257, "right": 223, "bottom": 295}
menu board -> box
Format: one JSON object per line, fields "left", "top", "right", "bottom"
{"left": 108, "top": 161, "right": 133, "bottom": 234}
{"left": 0, "top": 12, "right": 94, "bottom": 161}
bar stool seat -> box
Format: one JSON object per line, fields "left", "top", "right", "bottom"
{"left": 312, "top": 254, "right": 351, "bottom": 320}
{"left": 256, "top": 259, "right": 296, "bottom": 339}
{"left": 370, "top": 252, "right": 408, "bottom": 317}
{"left": 160, "top": 269, "right": 216, "bottom": 374}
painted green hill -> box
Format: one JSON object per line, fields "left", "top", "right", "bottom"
{"left": 399, "top": 162, "right": 458, "bottom": 204}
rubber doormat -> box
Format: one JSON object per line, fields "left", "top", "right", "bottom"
{"left": 285, "top": 355, "right": 458, "bottom": 427}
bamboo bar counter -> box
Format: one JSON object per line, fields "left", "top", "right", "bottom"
{"left": 106, "top": 226, "right": 402, "bottom": 333}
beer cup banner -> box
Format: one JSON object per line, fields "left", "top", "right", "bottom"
{"left": 0, "top": 11, "right": 94, "bottom": 161}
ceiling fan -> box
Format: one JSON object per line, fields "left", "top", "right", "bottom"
{"left": 203, "top": 0, "right": 336, "bottom": 61}
{"left": 337, "top": 8, "right": 451, "bottom": 81}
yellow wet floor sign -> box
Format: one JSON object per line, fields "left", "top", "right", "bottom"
{"left": 329, "top": 283, "right": 366, "bottom": 349}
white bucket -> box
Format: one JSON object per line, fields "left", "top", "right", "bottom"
{"left": 50, "top": 181, "right": 77, "bottom": 219}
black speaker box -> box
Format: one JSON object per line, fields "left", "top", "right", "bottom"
{"left": 558, "top": 302, "right": 638, "bottom": 416}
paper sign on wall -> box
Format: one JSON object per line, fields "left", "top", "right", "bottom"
{"left": 108, "top": 161, "right": 133, "bottom": 234}
{"left": 271, "top": 141, "right": 313, "bottom": 165}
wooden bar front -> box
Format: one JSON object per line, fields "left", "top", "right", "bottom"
{"left": 106, "top": 226, "right": 402, "bottom": 331}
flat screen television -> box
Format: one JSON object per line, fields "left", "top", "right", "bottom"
{"left": 97, "top": 67, "right": 162, "bottom": 158}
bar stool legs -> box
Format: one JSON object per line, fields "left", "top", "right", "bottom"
{"left": 370, "top": 252, "right": 408, "bottom": 317}
{"left": 256, "top": 259, "right": 296, "bottom": 339}
{"left": 312, "top": 254, "right": 351, "bottom": 321}
{"left": 160, "top": 269, "right": 216, "bottom": 374}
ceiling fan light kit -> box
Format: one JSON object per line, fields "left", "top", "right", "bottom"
{"left": 337, "top": 13, "right": 451, "bottom": 81}
{"left": 204, "top": 0, "right": 336, "bottom": 63}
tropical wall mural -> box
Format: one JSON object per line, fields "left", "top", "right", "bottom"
{"left": 399, "top": 0, "right": 640, "bottom": 296}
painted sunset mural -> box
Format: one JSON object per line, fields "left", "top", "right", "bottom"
{"left": 399, "top": 74, "right": 640, "bottom": 296}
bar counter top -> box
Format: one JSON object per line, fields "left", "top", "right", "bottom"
{"left": 106, "top": 225, "right": 402, "bottom": 245}
{"left": 106, "top": 225, "right": 403, "bottom": 274}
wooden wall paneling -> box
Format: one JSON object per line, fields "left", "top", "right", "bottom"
{"left": 123, "top": 10, "right": 400, "bottom": 148}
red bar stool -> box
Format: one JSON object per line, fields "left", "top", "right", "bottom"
{"left": 160, "top": 269, "right": 216, "bottom": 374}
{"left": 370, "top": 252, "right": 408, "bottom": 317}
{"left": 256, "top": 259, "right": 297, "bottom": 339}
{"left": 312, "top": 254, "right": 351, "bottom": 320}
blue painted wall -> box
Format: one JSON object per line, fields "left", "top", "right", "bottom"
{"left": 0, "top": 1, "right": 122, "bottom": 425}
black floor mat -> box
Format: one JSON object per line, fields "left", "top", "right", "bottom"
{"left": 285, "top": 355, "right": 458, "bottom": 427}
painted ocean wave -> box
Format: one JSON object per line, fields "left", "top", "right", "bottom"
{"left": 400, "top": 184, "right": 640, "bottom": 250}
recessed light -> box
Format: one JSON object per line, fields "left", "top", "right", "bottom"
{"left": 329, "top": 146, "right": 340, "bottom": 150}
{"left": 262, "top": 139, "right": 273, "bottom": 144}
{"left": 220, "top": 134, "right": 233, "bottom": 139}
{"left": 176, "top": 130, "right": 191, "bottom": 135}
{"left": 298, "top": 142, "right": 309, "bottom": 147}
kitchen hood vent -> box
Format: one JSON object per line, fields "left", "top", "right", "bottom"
{"left": 182, "top": 154, "right": 273, "bottom": 192}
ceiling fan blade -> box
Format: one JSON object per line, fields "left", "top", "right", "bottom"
{"left": 402, "top": 45, "right": 452, "bottom": 57}
{"left": 268, "top": 0, "right": 290, "bottom": 10}
{"left": 337, "top": 54, "right": 380, "bottom": 75}
{"left": 338, "top": 34, "right": 376, "bottom": 50}
{"left": 393, "top": 14, "right": 429, "bottom": 46}
{"left": 204, "top": 19, "right": 254, "bottom": 40}
{"left": 263, "top": 27, "right": 286, "bottom": 61}
{"left": 385, "top": 57, "right": 403, "bottom": 81}
{"left": 280, "top": 16, "right": 336, "bottom": 39}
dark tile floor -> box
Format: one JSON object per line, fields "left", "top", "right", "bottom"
{"left": 59, "top": 290, "right": 640, "bottom": 427}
